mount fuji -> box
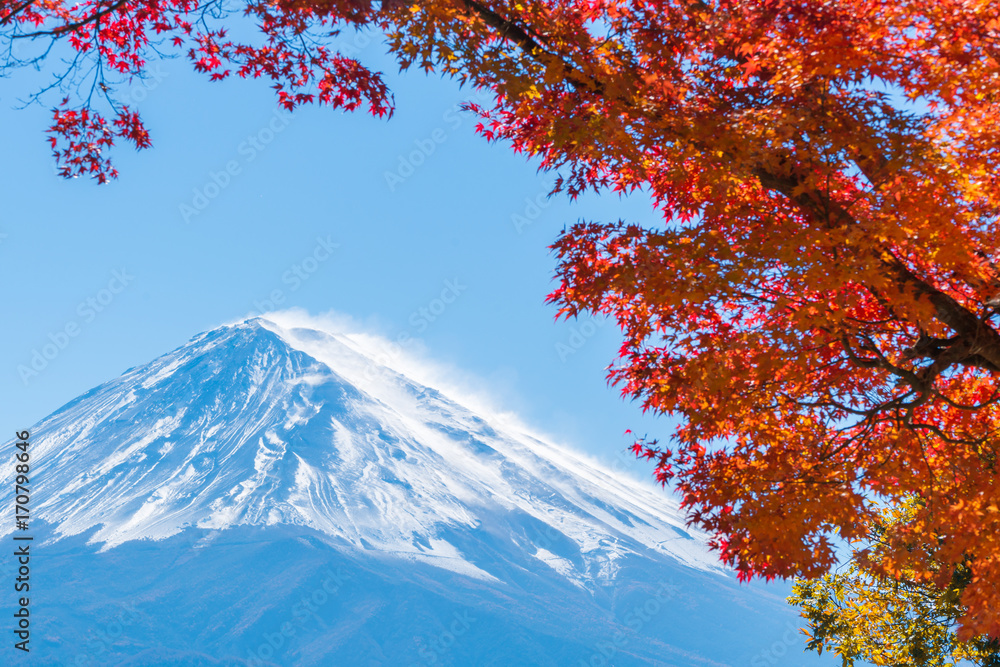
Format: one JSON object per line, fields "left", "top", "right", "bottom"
{"left": 2, "top": 316, "right": 827, "bottom": 666}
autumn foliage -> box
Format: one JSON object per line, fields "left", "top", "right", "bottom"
{"left": 5, "top": 0, "right": 1000, "bottom": 637}
{"left": 789, "top": 499, "right": 1000, "bottom": 664}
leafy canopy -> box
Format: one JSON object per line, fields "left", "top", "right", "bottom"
{"left": 4, "top": 0, "right": 1000, "bottom": 636}
{"left": 790, "top": 498, "right": 1000, "bottom": 665}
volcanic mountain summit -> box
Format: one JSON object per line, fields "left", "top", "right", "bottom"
{"left": 3, "top": 317, "right": 819, "bottom": 666}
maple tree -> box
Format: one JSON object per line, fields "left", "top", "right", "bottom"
{"left": 4, "top": 0, "right": 1000, "bottom": 637}
{"left": 789, "top": 498, "right": 1000, "bottom": 665}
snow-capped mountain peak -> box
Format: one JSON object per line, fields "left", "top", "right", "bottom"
{"left": 3, "top": 317, "right": 826, "bottom": 667}
{"left": 16, "top": 317, "right": 718, "bottom": 588}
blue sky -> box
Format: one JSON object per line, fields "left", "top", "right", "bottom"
{"left": 0, "top": 32, "right": 670, "bottom": 478}
{"left": 0, "top": 28, "right": 849, "bottom": 660}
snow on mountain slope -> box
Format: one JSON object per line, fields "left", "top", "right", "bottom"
{"left": 11, "top": 317, "right": 719, "bottom": 589}
{"left": 0, "top": 316, "right": 841, "bottom": 666}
